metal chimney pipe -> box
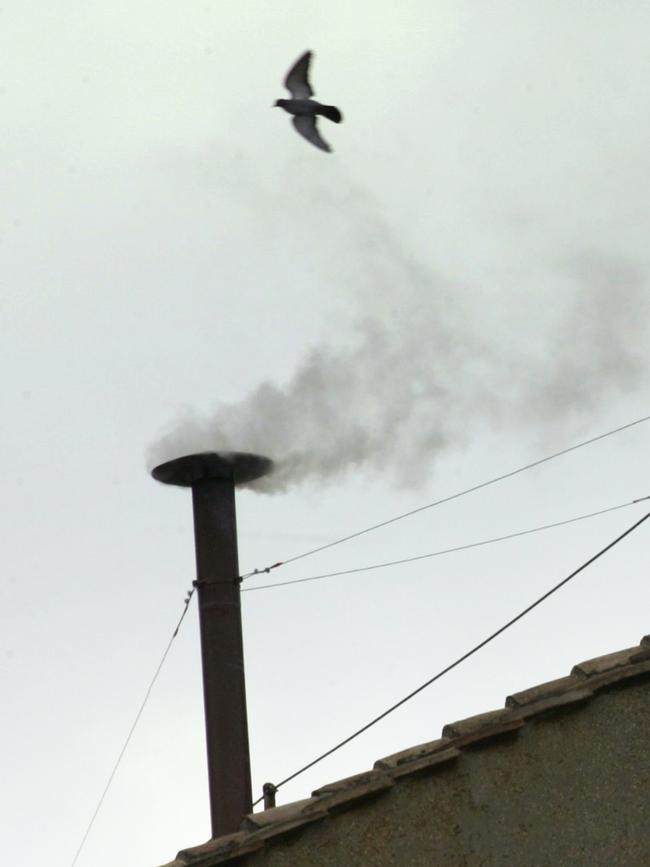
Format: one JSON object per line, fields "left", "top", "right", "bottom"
{"left": 151, "top": 451, "right": 273, "bottom": 838}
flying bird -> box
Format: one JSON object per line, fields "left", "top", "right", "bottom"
{"left": 274, "top": 51, "right": 342, "bottom": 153}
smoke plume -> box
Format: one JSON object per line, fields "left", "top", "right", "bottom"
{"left": 148, "top": 229, "right": 649, "bottom": 494}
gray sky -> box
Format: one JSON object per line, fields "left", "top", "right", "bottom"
{"left": 2, "top": 3, "right": 650, "bottom": 865}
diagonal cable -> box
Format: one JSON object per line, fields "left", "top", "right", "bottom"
{"left": 70, "top": 587, "right": 196, "bottom": 867}
{"left": 241, "top": 413, "right": 650, "bottom": 580}
{"left": 242, "top": 496, "right": 649, "bottom": 593}
{"left": 253, "top": 507, "right": 650, "bottom": 806}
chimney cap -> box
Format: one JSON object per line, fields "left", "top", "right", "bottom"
{"left": 151, "top": 451, "right": 273, "bottom": 487}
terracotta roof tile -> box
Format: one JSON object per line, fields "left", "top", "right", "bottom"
{"left": 374, "top": 735, "right": 453, "bottom": 769}
{"left": 241, "top": 797, "right": 324, "bottom": 831}
{"left": 441, "top": 706, "right": 520, "bottom": 740}
{"left": 506, "top": 675, "right": 594, "bottom": 716}
{"left": 308, "top": 768, "right": 394, "bottom": 812}
{"left": 572, "top": 644, "right": 650, "bottom": 678}
{"left": 174, "top": 830, "right": 263, "bottom": 865}
{"left": 375, "top": 743, "right": 461, "bottom": 778}
{"left": 312, "top": 768, "right": 393, "bottom": 798}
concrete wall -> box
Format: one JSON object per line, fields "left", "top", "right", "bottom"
{"left": 235, "top": 681, "right": 650, "bottom": 867}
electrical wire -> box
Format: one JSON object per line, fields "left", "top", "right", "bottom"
{"left": 252, "top": 507, "right": 650, "bottom": 807}
{"left": 70, "top": 587, "right": 196, "bottom": 867}
{"left": 240, "top": 413, "right": 650, "bottom": 581}
{"left": 242, "top": 496, "right": 649, "bottom": 593}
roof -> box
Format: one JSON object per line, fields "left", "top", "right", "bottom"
{"left": 161, "top": 635, "right": 650, "bottom": 867}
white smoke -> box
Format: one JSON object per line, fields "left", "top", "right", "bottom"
{"left": 147, "top": 229, "right": 649, "bottom": 494}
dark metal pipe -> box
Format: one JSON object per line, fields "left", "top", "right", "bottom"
{"left": 152, "top": 452, "right": 272, "bottom": 838}
{"left": 192, "top": 475, "right": 251, "bottom": 836}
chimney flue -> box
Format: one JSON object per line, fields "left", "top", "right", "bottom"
{"left": 152, "top": 451, "right": 273, "bottom": 837}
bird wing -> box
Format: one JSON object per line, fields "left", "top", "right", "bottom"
{"left": 285, "top": 51, "right": 314, "bottom": 99}
{"left": 292, "top": 115, "right": 331, "bottom": 152}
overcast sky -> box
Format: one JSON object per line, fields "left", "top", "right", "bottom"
{"left": 2, "top": 3, "right": 650, "bottom": 866}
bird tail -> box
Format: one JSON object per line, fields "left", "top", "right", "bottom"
{"left": 318, "top": 104, "right": 343, "bottom": 123}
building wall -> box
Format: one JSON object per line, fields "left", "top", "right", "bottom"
{"left": 236, "top": 681, "right": 650, "bottom": 867}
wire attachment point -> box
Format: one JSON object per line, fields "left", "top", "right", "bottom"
{"left": 262, "top": 782, "right": 278, "bottom": 810}
{"left": 240, "top": 561, "right": 285, "bottom": 582}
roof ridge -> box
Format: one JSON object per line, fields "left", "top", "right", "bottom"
{"left": 162, "top": 635, "right": 650, "bottom": 867}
